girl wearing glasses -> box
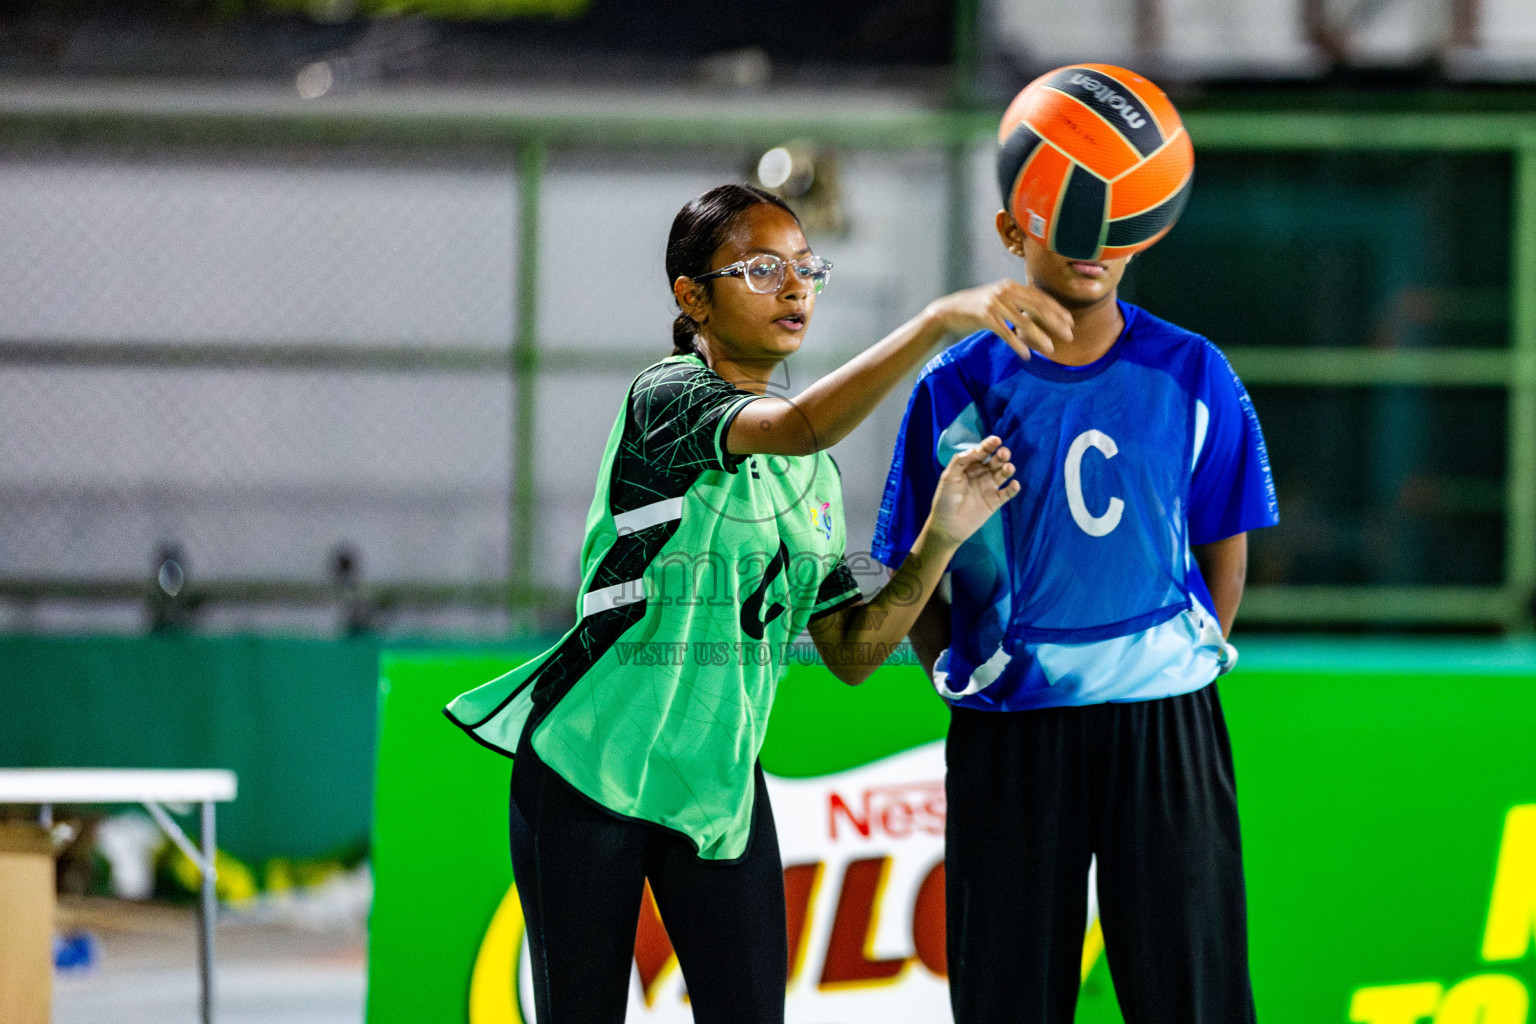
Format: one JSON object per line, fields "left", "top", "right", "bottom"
{"left": 446, "top": 182, "right": 1069, "bottom": 1024}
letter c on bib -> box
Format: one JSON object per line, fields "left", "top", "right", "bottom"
{"left": 1064, "top": 430, "right": 1125, "bottom": 537}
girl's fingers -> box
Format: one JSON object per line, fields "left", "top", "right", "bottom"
{"left": 958, "top": 436, "right": 1003, "bottom": 460}
{"left": 1016, "top": 305, "right": 1068, "bottom": 347}
{"left": 951, "top": 439, "right": 1000, "bottom": 476}
{"left": 958, "top": 441, "right": 1011, "bottom": 484}
{"left": 1015, "top": 311, "right": 1059, "bottom": 355}
{"left": 965, "top": 454, "right": 1012, "bottom": 481}
{"left": 987, "top": 278, "right": 1072, "bottom": 344}
{"left": 988, "top": 312, "right": 1031, "bottom": 358}
{"left": 1010, "top": 284, "right": 1073, "bottom": 340}
{"left": 1025, "top": 321, "right": 1057, "bottom": 356}
{"left": 1001, "top": 330, "right": 1034, "bottom": 362}
{"left": 995, "top": 300, "right": 1056, "bottom": 356}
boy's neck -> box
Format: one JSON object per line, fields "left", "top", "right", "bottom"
{"left": 1049, "top": 292, "right": 1123, "bottom": 368}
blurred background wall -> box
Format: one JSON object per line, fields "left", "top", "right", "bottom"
{"left": 2, "top": 0, "right": 1535, "bottom": 859}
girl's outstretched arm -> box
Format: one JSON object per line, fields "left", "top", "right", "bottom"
{"left": 728, "top": 283, "right": 1070, "bottom": 457}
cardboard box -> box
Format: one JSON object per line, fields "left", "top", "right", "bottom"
{"left": 0, "top": 823, "right": 54, "bottom": 1024}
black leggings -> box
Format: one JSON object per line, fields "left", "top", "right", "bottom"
{"left": 945, "top": 683, "right": 1257, "bottom": 1024}
{"left": 509, "top": 740, "right": 787, "bottom": 1024}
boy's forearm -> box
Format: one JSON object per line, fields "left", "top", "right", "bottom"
{"left": 1192, "top": 533, "right": 1248, "bottom": 639}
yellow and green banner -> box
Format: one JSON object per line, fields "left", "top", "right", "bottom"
{"left": 366, "top": 641, "right": 1536, "bottom": 1023}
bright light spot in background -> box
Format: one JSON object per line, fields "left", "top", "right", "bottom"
{"left": 157, "top": 558, "right": 184, "bottom": 598}
{"left": 296, "top": 62, "right": 335, "bottom": 100}
{"left": 757, "top": 148, "right": 794, "bottom": 190}
{"left": 755, "top": 144, "right": 818, "bottom": 199}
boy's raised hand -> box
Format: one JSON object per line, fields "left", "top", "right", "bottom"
{"left": 925, "top": 279, "right": 1073, "bottom": 360}
{"left": 927, "top": 435, "right": 1021, "bottom": 548}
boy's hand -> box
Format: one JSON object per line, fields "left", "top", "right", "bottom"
{"left": 925, "top": 279, "right": 1073, "bottom": 359}
{"left": 927, "top": 435, "right": 1020, "bottom": 548}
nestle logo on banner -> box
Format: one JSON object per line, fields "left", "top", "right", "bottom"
{"left": 828, "top": 782, "right": 945, "bottom": 840}
{"left": 1070, "top": 72, "right": 1147, "bottom": 130}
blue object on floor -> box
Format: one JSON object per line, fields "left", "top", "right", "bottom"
{"left": 53, "top": 930, "right": 99, "bottom": 973}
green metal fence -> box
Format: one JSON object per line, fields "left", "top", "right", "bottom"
{"left": 1181, "top": 114, "right": 1535, "bottom": 631}
{"left": 0, "top": 96, "right": 1532, "bottom": 631}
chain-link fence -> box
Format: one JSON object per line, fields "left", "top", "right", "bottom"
{"left": 0, "top": 150, "right": 524, "bottom": 633}
{"left": 0, "top": 95, "right": 975, "bottom": 635}
{"left": 1, "top": 90, "right": 1533, "bottom": 633}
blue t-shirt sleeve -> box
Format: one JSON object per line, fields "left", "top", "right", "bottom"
{"left": 1188, "top": 344, "right": 1280, "bottom": 545}
{"left": 872, "top": 373, "right": 944, "bottom": 569}
{"left": 874, "top": 353, "right": 987, "bottom": 568}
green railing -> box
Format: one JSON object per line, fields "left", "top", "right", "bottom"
{"left": 1180, "top": 113, "right": 1536, "bottom": 631}
{"left": 1, "top": 96, "right": 1532, "bottom": 630}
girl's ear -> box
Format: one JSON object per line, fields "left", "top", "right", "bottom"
{"left": 994, "top": 210, "right": 1027, "bottom": 258}
{"left": 673, "top": 276, "right": 709, "bottom": 323}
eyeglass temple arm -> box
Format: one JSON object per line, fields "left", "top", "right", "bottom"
{"left": 691, "top": 264, "right": 741, "bottom": 283}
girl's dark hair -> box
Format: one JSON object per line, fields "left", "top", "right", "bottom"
{"left": 666, "top": 183, "right": 799, "bottom": 356}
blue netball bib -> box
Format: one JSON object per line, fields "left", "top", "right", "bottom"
{"left": 873, "top": 302, "right": 1278, "bottom": 710}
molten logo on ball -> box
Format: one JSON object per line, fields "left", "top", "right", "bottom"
{"left": 1068, "top": 72, "right": 1148, "bottom": 131}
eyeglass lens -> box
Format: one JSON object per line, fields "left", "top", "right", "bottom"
{"left": 742, "top": 255, "right": 830, "bottom": 294}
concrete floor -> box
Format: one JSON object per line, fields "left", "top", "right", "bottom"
{"left": 53, "top": 896, "right": 365, "bottom": 1024}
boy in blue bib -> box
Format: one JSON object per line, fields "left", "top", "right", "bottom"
{"left": 874, "top": 212, "right": 1278, "bottom": 1021}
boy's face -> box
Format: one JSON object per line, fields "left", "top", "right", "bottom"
{"left": 994, "top": 211, "right": 1131, "bottom": 311}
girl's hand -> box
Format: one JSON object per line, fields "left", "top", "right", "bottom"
{"left": 926, "top": 435, "right": 1021, "bottom": 548}
{"left": 924, "top": 279, "right": 1073, "bottom": 360}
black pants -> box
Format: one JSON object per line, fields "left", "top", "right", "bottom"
{"left": 945, "top": 683, "right": 1257, "bottom": 1024}
{"left": 509, "top": 740, "right": 787, "bottom": 1024}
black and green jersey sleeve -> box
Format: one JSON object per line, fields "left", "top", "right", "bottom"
{"left": 809, "top": 556, "right": 863, "bottom": 621}
{"left": 628, "top": 358, "right": 759, "bottom": 479}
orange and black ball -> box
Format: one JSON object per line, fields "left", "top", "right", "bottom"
{"left": 997, "top": 64, "right": 1194, "bottom": 261}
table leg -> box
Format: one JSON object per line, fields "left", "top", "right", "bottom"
{"left": 198, "top": 799, "right": 217, "bottom": 1024}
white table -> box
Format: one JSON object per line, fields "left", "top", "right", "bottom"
{"left": 0, "top": 769, "right": 238, "bottom": 1024}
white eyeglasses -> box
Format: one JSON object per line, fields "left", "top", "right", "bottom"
{"left": 692, "top": 254, "right": 833, "bottom": 294}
